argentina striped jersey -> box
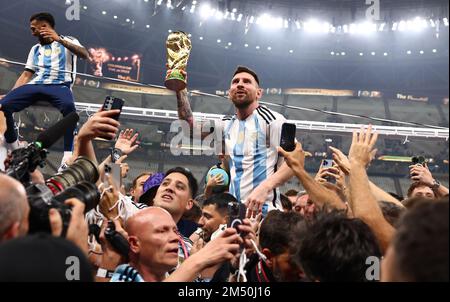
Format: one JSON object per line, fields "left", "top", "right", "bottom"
{"left": 217, "top": 105, "right": 287, "bottom": 209}
{"left": 25, "top": 36, "right": 82, "bottom": 85}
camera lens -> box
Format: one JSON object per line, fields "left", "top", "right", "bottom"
{"left": 46, "top": 156, "right": 99, "bottom": 193}
{"left": 53, "top": 181, "right": 100, "bottom": 213}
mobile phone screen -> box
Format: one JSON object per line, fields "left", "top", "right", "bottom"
{"left": 280, "top": 123, "right": 296, "bottom": 152}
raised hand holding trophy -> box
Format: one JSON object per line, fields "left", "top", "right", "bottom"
{"left": 165, "top": 31, "right": 192, "bottom": 91}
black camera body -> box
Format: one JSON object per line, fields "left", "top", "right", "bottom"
{"left": 6, "top": 143, "right": 48, "bottom": 185}
{"left": 104, "top": 221, "right": 130, "bottom": 257}
{"left": 27, "top": 181, "right": 100, "bottom": 236}
{"left": 25, "top": 157, "right": 100, "bottom": 237}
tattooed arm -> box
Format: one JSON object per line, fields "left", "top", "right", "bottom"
{"left": 176, "top": 89, "right": 194, "bottom": 129}
{"left": 58, "top": 37, "right": 90, "bottom": 60}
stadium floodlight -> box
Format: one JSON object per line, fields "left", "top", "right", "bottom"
{"left": 356, "top": 21, "right": 377, "bottom": 34}
{"left": 237, "top": 14, "right": 243, "bottom": 22}
{"left": 392, "top": 22, "right": 398, "bottom": 31}
{"left": 256, "top": 14, "right": 283, "bottom": 29}
{"left": 215, "top": 10, "right": 223, "bottom": 20}
{"left": 343, "top": 24, "right": 349, "bottom": 33}
{"left": 330, "top": 51, "right": 335, "bottom": 55}
{"left": 419, "top": 50, "right": 424, "bottom": 54}
{"left": 200, "top": 4, "right": 214, "bottom": 19}
{"left": 304, "top": 19, "right": 329, "bottom": 33}
{"left": 432, "top": 49, "right": 437, "bottom": 53}
{"left": 190, "top": 4, "right": 196, "bottom": 13}
{"left": 383, "top": 52, "right": 388, "bottom": 56}
{"left": 289, "top": 49, "right": 294, "bottom": 54}
{"left": 444, "top": 18, "right": 449, "bottom": 27}
{"left": 359, "top": 52, "right": 364, "bottom": 56}
{"left": 406, "top": 50, "right": 412, "bottom": 54}
{"left": 371, "top": 51, "right": 376, "bottom": 56}
{"left": 406, "top": 17, "right": 427, "bottom": 31}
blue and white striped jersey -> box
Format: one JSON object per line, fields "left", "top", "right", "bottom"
{"left": 25, "top": 36, "right": 82, "bottom": 85}
{"left": 217, "top": 105, "right": 287, "bottom": 210}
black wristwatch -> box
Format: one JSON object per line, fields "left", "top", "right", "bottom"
{"left": 431, "top": 179, "right": 441, "bottom": 190}
{"left": 111, "top": 148, "right": 123, "bottom": 163}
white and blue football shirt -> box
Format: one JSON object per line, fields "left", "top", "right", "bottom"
{"left": 217, "top": 105, "right": 287, "bottom": 210}
{"left": 25, "top": 36, "right": 82, "bottom": 85}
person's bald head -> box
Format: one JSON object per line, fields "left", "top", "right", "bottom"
{"left": 126, "top": 207, "right": 174, "bottom": 236}
{"left": 0, "top": 174, "right": 29, "bottom": 242}
{"left": 126, "top": 207, "right": 180, "bottom": 278}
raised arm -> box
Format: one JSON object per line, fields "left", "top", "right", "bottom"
{"left": 176, "top": 89, "right": 194, "bottom": 129}
{"left": 39, "top": 26, "right": 89, "bottom": 59}
{"left": 278, "top": 143, "right": 347, "bottom": 212}
{"left": 347, "top": 126, "right": 395, "bottom": 253}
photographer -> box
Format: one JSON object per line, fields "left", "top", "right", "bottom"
{"left": 0, "top": 173, "right": 29, "bottom": 242}
{"left": 408, "top": 163, "right": 448, "bottom": 199}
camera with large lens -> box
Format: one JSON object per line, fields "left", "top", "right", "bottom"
{"left": 46, "top": 157, "right": 99, "bottom": 194}
{"left": 26, "top": 156, "right": 100, "bottom": 236}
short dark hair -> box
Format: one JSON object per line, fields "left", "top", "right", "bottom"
{"left": 131, "top": 172, "right": 153, "bottom": 189}
{"left": 30, "top": 12, "right": 55, "bottom": 28}
{"left": 233, "top": 65, "right": 260, "bottom": 86}
{"left": 393, "top": 198, "right": 449, "bottom": 281}
{"left": 406, "top": 181, "right": 434, "bottom": 198}
{"left": 280, "top": 194, "right": 292, "bottom": 211}
{"left": 259, "top": 210, "right": 304, "bottom": 255}
{"left": 284, "top": 189, "right": 298, "bottom": 197}
{"left": 378, "top": 201, "right": 406, "bottom": 228}
{"left": 203, "top": 192, "right": 236, "bottom": 217}
{"left": 165, "top": 167, "right": 198, "bottom": 199}
{"left": 294, "top": 209, "right": 382, "bottom": 282}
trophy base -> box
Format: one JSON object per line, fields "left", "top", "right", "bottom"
{"left": 165, "top": 78, "right": 187, "bottom": 92}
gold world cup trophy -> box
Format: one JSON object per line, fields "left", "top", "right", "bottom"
{"left": 165, "top": 31, "right": 192, "bottom": 91}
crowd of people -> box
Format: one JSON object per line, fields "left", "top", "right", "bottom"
{"left": 0, "top": 12, "right": 448, "bottom": 282}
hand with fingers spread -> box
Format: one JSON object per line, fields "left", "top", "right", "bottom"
{"left": 115, "top": 129, "right": 140, "bottom": 155}
{"left": 206, "top": 173, "right": 224, "bottom": 188}
{"left": 77, "top": 109, "right": 121, "bottom": 141}
{"left": 49, "top": 198, "right": 89, "bottom": 255}
{"left": 348, "top": 125, "right": 378, "bottom": 168}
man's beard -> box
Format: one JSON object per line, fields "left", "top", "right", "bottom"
{"left": 231, "top": 96, "right": 253, "bottom": 109}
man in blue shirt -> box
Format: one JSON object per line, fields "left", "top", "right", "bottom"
{"left": 0, "top": 12, "right": 89, "bottom": 165}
